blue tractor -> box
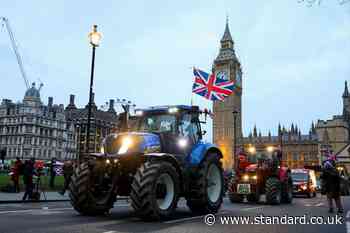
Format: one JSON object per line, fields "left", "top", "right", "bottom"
{"left": 69, "top": 105, "right": 224, "bottom": 220}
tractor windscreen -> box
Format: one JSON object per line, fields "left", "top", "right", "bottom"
{"left": 138, "top": 114, "right": 177, "bottom": 133}
{"left": 291, "top": 172, "right": 308, "bottom": 181}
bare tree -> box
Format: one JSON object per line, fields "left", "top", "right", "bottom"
{"left": 298, "top": 0, "right": 350, "bottom": 6}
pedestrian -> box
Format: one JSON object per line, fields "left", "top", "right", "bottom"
{"left": 11, "top": 157, "right": 22, "bottom": 193}
{"left": 22, "top": 158, "right": 35, "bottom": 200}
{"left": 320, "top": 156, "right": 344, "bottom": 213}
{"left": 59, "top": 160, "right": 73, "bottom": 195}
{"left": 49, "top": 157, "right": 56, "bottom": 188}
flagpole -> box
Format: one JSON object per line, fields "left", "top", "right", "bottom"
{"left": 191, "top": 66, "right": 195, "bottom": 106}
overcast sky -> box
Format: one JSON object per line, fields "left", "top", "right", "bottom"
{"left": 1, "top": 0, "right": 349, "bottom": 141}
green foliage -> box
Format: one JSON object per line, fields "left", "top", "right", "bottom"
{"left": 0, "top": 175, "right": 64, "bottom": 191}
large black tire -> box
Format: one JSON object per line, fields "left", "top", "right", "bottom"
{"left": 281, "top": 177, "right": 293, "bottom": 204}
{"left": 229, "top": 193, "right": 244, "bottom": 203}
{"left": 130, "top": 161, "right": 180, "bottom": 221}
{"left": 69, "top": 162, "right": 115, "bottom": 215}
{"left": 265, "top": 177, "right": 281, "bottom": 205}
{"left": 186, "top": 153, "right": 224, "bottom": 214}
{"left": 247, "top": 187, "right": 261, "bottom": 203}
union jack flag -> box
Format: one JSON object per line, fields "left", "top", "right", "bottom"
{"left": 192, "top": 68, "right": 235, "bottom": 101}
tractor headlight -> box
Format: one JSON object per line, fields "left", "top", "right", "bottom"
{"left": 178, "top": 138, "right": 187, "bottom": 148}
{"left": 100, "top": 146, "right": 105, "bottom": 154}
{"left": 301, "top": 184, "right": 307, "bottom": 190}
{"left": 106, "top": 159, "right": 111, "bottom": 164}
{"left": 135, "top": 110, "right": 143, "bottom": 116}
{"left": 252, "top": 175, "right": 257, "bottom": 180}
{"left": 168, "top": 107, "right": 178, "bottom": 114}
{"left": 243, "top": 174, "right": 249, "bottom": 181}
{"left": 118, "top": 137, "right": 133, "bottom": 154}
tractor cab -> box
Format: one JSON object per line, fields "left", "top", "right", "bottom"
{"left": 134, "top": 105, "right": 203, "bottom": 155}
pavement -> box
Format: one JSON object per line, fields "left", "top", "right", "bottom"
{"left": 0, "top": 191, "right": 69, "bottom": 203}
{"left": 0, "top": 194, "right": 348, "bottom": 233}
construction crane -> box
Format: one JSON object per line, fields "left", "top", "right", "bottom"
{"left": 1, "top": 17, "right": 30, "bottom": 89}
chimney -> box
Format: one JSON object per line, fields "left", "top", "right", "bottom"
{"left": 108, "top": 99, "right": 116, "bottom": 113}
{"left": 66, "top": 94, "right": 77, "bottom": 110}
{"left": 48, "top": 97, "right": 53, "bottom": 107}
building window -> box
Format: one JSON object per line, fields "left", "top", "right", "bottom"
{"left": 292, "top": 153, "right": 298, "bottom": 161}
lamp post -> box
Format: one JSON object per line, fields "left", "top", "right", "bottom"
{"left": 232, "top": 110, "right": 239, "bottom": 170}
{"left": 85, "top": 25, "right": 102, "bottom": 161}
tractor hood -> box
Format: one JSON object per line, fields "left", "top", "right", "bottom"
{"left": 103, "top": 132, "right": 161, "bottom": 156}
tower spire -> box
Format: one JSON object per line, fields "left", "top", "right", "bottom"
{"left": 343, "top": 81, "right": 349, "bottom": 98}
{"left": 221, "top": 18, "right": 233, "bottom": 42}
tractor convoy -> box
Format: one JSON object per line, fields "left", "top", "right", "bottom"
{"left": 68, "top": 104, "right": 293, "bottom": 221}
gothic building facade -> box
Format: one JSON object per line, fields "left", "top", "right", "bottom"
{"left": 315, "top": 81, "right": 350, "bottom": 168}
{"left": 241, "top": 124, "right": 319, "bottom": 169}
{"left": 65, "top": 94, "right": 118, "bottom": 156}
{"left": 212, "top": 21, "right": 243, "bottom": 170}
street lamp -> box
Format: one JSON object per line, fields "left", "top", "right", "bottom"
{"left": 266, "top": 146, "right": 274, "bottom": 153}
{"left": 85, "top": 25, "right": 102, "bottom": 161}
{"left": 232, "top": 110, "right": 239, "bottom": 170}
{"left": 248, "top": 146, "right": 256, "bottom": 154}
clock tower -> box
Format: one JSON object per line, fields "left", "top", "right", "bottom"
{"left": 212, "top": 21, "right": 242, "bottom": 170}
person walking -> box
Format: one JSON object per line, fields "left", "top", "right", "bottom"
{"left": 59, "top": 160, "right": 73, "bottom": 195}
{"left": 49, "top": 157, "right": 57, "bottom": 188}
{"left": 22, "top": 158, "right": 35, "bottom": 200}
{"left": 11, "top": 157, "right": 22, "bottom": 192}
{"left": 321, "top": 157, "right": 344, "bottom": 213}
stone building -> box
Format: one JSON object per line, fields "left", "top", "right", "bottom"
{"left": 241, "top": 124, "right": 319, "bottom": 169}
{"left": 315, "top": 81, "right": 350, "bottom": 168}
{"left": 65, "top": 94, "right": 118, "bottom": 156}
{"left": 0, "top": 83, "right": 76, "bottom": 160}
{"left": 212, "top": 21, "right": 243, "bottom": 170}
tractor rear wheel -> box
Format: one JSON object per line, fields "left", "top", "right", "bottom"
{"left": 69, "top": 162, "right": 115, "bottom": 215}
{"left": 130, "top": 161, "right": 180, "bottom": 220}
{"left": 186, "top": 153, "right": 224, "bottom": 214}
{"left": 265, "top": 177, "right": 281, "bottom": 205}
{"left": 281, "top": 177, "right": 293, "bottom": 203}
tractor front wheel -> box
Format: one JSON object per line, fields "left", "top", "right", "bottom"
{"left": 247, "top": 187, "right": 261, "bottom": 203}
{"left": 186, "top": 153, "right": 224, "bottom": 214}
{"left": 69, "top": 162, "right": 115, "bottom": 215}
{"left": 130, "top": 161, "right": 180, "bottom": 220}
{"left": 229, "top": 193, "right": 244, "bottom": 203}
{"left": 265, "top": 177, "right": 281, "bottom": 205}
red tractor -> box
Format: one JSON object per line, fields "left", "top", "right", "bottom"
{"left": 228, "top": 149, "right": 293, "bottom": 205}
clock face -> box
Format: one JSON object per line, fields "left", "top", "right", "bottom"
{"left": 236, "top": 70, "right": 242, "bottom": 87}
{"left": 216, "top": 70, "right": 228, "bottom": 81}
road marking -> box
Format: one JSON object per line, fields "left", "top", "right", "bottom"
{"left": 164, "top": 211, "right": 231, "bottom": 224}
{"left": 164, "top": 215, "right": 205, "bottom": 224}
{"left": 0, "top": 207, "right": 73, "bottom": 215}
{"left": 0, "top": 209, "right": 34, "bottom": 214}
{"left": 241, "top": 206, "right": 265, "bottom": 211}
{"left": 314, "top": 202, "right": 324, "bottom": 207}
{"left": 305, "top": 204, "right": 312, "bottom": 207}
{"left": 114, "top": 204, "right": 130, "bottom": 207}
{"left": 103, "top": 231, "right": 117, "bottom": 233}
